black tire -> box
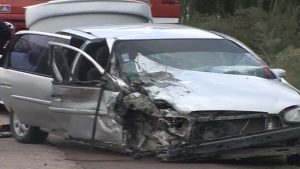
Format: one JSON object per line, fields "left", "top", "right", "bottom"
{"left": 10, "top": 111, "right": 48, "bottom": 143}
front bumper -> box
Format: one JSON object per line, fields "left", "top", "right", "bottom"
{"left": 157, "top": 126, "right": 300, "bottom": 161}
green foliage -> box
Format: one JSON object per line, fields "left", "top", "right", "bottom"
{"left": 188, "top": 8, "right": 271, "bottom": 58}
{"left": 271, "top": 47, "right": 300, "bottom": 89}
{"left": 183, "top": 0, "right": 300, "bottom": 88}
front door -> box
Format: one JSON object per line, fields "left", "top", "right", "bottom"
{"left": 48, "top": 41, "right": 124, "bottom": 146}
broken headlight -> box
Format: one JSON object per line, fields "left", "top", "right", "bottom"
{"left": 283, "top": 107, "right": 300, "bottom": 123}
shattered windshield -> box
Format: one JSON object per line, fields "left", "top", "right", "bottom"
{"left": 115, "top": 39, "right": 275, "bottom": 81}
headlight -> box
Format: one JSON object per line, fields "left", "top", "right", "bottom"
{"left": 283, "top": 107, "right": 300, "bottom": 123}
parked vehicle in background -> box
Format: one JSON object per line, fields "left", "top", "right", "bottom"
{"left": 25, "top": 0, "right": 152, "bottom": 33}
{"left": 150, "top": 0, "right": 180, "bottom": 23}
{"left": 0, "top": 0, "right": 48, "bottom": 31}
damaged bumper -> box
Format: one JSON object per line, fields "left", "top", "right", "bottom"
{"left": 157, "top": 126, "right": 300, "bottom": 161}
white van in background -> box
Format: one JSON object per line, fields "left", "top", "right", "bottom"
{"left": 25, "top": 0, "right": 153, "bottom": 32}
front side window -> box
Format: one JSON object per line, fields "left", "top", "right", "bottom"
{"left": 50, "top": 41, "right": 107, "bottom": 85}
{"left": 74, "top": 42, "right": 109, "bottom": 82}
{"left": 115, "top": 39, "right": 275, "bottom": 81}
{"left": 8, "top": 34, "right": 69, "bottom": 76}
{"left": 51, "top": 46, "right": 76, "bottom": 82}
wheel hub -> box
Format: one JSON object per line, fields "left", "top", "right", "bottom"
{"left": 13, "top": 113, "right": 29, "bottom": 136}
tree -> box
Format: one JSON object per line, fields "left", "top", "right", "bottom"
{"left": 180, "top": 0, "right": 201, "bottom": 23}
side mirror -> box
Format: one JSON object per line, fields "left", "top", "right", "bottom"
{"left": 272, "top": 68, "right": 286, "bottom": 78}
{"left": 109, "top": 75, "right": 130, "bottom": 93}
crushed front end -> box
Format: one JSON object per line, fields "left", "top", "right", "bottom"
{"left": 117, "top": 99, "right": 300, "bottom": 161}
{"left": 153, "top": 111, "right": 300, "bottom": 161}
{"left": 111, "top": 39, "right": 300, "bottom": 161}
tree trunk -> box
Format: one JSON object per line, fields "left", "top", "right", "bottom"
{"left": 180, "top": 0, "right": 194, "bottom": 24}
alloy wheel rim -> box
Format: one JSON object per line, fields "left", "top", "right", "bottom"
{"left": 13, "top": 113, "right": 29, "bottom": 136}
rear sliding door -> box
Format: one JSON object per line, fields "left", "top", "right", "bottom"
{"left": 0, "top": 32, "right": 70, "bottom": 130}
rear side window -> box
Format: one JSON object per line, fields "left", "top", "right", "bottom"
{"left": 8, "top": 34, "right": 69, "bottom": 76}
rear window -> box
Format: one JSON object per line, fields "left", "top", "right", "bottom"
{"left": 8, "top": 34, "right": 68, "bottom": 76}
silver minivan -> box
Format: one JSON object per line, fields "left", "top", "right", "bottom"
{"left": 1, "top": 24, "right": 300, "bottom": 161}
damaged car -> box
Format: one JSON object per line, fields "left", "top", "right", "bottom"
{"left": 1, "top": 24, "right": 300, "bottom": 161}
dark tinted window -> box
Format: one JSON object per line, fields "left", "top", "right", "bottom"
{"left": 74, "top": 42, "right": 109, "bottom": 81}
{"left": 9, "top": 34, "right": 69, "bottom": 76}
{"left": 51, "top": 46, "right": 77, "bottom": 82}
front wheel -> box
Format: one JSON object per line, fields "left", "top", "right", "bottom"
{"left": 10, "top": 112, "right": 48, "bottom": 143}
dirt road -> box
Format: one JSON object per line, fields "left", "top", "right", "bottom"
{"left": 0, "top": 135, "right": 298, "bottom": 169}
{"left": 0, "top": 138, "right": 80, "bottom": 169}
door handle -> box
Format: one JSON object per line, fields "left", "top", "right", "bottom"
{"left": 0, "top": 81, "right": 12, "bottom": 87}
{"left": 51, "top": 94, "right": 61, "bottom": 97}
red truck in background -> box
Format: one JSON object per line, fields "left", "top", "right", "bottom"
{"left": 0, "top": 0, "right": 180, "bottom": 32}
{"left": 0, "top": 0, "right": 49, "bottom": 31}
{"left": 150, "top": 0, "right": 180, "bottom": 23}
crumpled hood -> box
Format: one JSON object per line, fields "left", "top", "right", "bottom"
{"left": 143, "top": 70, "right": 300, "bottom": 115}
{"left": 133, "top": 54, "right": 300, "bottom": 115}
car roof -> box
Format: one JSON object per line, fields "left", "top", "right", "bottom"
{"left": 60, "top": 24, "right": 224, "bottom": 40}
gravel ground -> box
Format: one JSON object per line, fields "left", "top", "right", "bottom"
{"left": 0, "top": 138, "right": 81, "bottom": 169}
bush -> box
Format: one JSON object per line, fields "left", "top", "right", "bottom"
{"left": 271, "top": 47, "right": 300, "bottom": 89}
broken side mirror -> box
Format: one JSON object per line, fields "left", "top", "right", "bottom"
{"left": 272, "top": 68, "right": 286, "bottom": 78}
{"left": 101, "top": 75, "right": 130, "bottom": 92}
{"left": 97, "top": 74, "right": 118, "bottom": 91}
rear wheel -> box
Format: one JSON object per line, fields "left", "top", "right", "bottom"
{"left": 10, "top": 112, "right": 48, "bottom": 143}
